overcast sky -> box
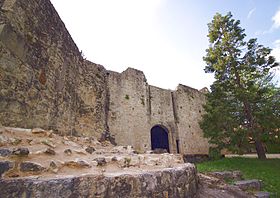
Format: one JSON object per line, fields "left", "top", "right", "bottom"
{"left": 50, "top": 0, "right": 280, "bottom": 90}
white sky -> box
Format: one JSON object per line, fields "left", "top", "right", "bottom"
{"left": 50, "top": 0, "right": 279, "bottom": 89}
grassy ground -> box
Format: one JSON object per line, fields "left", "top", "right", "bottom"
{"left": 197, "top": 157, "right": 280, "bottom": 195}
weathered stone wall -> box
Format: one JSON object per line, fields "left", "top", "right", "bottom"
{"left": 0, "top": 164, "right": 198, "bottom": 198}
{"left": 0, "top": 0, "right": 209, "bottom": 154}
{"left": 107, "top": 68, "right": 150, "bottom": 151}
{"left": 174, "top": 85, "right": 210, "bottom": 154}
{"left": 0, "top": 0, "right": 107, "bottom": 137}
{"left": 107, "top": 69, "right": 209, "bottom": 154}
{"left": 149, "top": 85, "right": 178, "bottom": 153}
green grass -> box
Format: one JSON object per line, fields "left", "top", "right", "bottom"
{"left": 197, "top": 157, "right": 280, "bottom": 195}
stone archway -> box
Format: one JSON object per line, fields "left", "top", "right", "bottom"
{"left": 150, "top": 125, "right": 170, "bottom": 153}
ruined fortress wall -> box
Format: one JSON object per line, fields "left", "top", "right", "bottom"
{"left": 149, "top": 86, "right": 178, "bottom": 153}
{"left": 107, "top": 71, "right": 209, "bottom": 154}
{"left": 0, "top": 0, "right": 107, "bottom": 137}
{"left": 174, "top": 85, "right": 210, "bottom": 154}
{"left": 107, "top": 68, "right": 151, "bottom": 151}
{"left": 0, "top": 0, "right": 209, "bottom": 154}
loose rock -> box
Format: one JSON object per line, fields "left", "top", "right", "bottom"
{"left": 0, "top": 161, "right": 14, "bottom": 177}
{"left": 0, "top": 148, "right": 12, "bottom": 157}
{"left": 153, "top": 148, "right": 168, "bottom": 154}
{"left": 255, "top": 192, "right": 270, "bottom": 198}
{"left": 210, "top": 171, "right": 243, "bottom": 181}
{"left": 12, "top": 148, "right": 29, "bottom": 156}
{"left": 50, "top": 161, "right": 58, "bottom": 169}
{"left": 32, "top": 128, "right": 49, "bottom": 136}
{"left": 93, "top": 157, "right": 107, "bottom": 166}
{"left": 64, "top": 159, "right": 91, "bottom": 168}
{"left": 85, "top": 146, "right": 95, "bottom": 154}
{"left": 111, "top": 156, "right": 118, "bottom": 162}
{"left": 64, "top": 149, "right": 72, "bottom": 155}
{"left": 49, "top": 161, "right": 59, "bottom": 173}
{"left": 41, "top": 139, "right": 56, "bottom": 148}
{"left": 0, "top": 135, "right": 9, "bottom": 146}
{"left": 44, "top": 148, "right": 56, "bottom": 155}
{"left": 20, "top": 161, "right": 45, "bottom": 172}
{"left": 10, "top": 138, "right": 22, "bottom": 145}
{"left": 234, "top": 179, "right": 262, "bottom": 191}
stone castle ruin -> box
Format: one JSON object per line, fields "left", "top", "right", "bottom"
{"left": 0, "top": 0, "right": 209, "bottom": 155}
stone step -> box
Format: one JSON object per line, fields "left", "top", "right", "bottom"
{"left": 255, "top": 191, "right": 270, "bottom": 198}
{"left": 209, "top": 171, "right": 243, "bottom": 181}
{"left": 234, "top": 179, "right": 262, "bottom": 191}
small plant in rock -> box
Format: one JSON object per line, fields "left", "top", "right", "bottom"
{"left": 125, "top": 95, "right": 130, "bottom": 100}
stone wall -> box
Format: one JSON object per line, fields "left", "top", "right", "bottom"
{"left": 174, "top": 85, "right": 210, "bottom": 154}
{"left": 107, "top": 68, "right": 150, "bottom": 151}
{"left": 0, "top": 0, "right": 107, "bottom": 137}
{"left": 106, "top": 69, "right": 209, "bottom": 154}
{"left": 149, "top": 85, "right": 178, "bottom": 153}
{"left": 0, "top": 164, "right": 198, "bottom": 198}
{"left": 0, "top": 0, "right": 209, "bottom": 154}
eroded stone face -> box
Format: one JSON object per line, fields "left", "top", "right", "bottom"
{"left": 0, "top": 0, "right": 209, "bottom": 155}
{"left": 20, "top": 161, "right": 45, "bottom": 172}
{"left": 0, "top": 0, "right": 108, "bottom": 138}
{"left": 0, "top": 161, "right": 14, "bottom": 177}
{"left": 0, "top": 164, "right": 198, "bottom": 198}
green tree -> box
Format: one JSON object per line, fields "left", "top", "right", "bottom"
{"left": 200, "top": 12, "right": 280, "bottom": 159}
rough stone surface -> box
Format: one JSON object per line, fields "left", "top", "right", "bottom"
{"left": 234, "top": 179, "right": 262, "bottom": 191}
{"left": 255, "top": 192, "right": 270, "bottom": 198}
{"left": 64, "top": 149, "right": 72, "bottom": 155}
{"left": 85, "top": 146, "right": 95, "bottom": 154}
{"left": 0, "top": 161, "right": 14, "bottom": 177}
{"left": 0, "top": 0, "right": 108, "bottom": 138}
{"left": 209, "top": 171, "right": 243, "bottom": 181}
{"left": 20, "top": 161, "right": 45, "bottom": 172}
{"left": 196, "top": 173, "right": 254, "bottom": 198}
{"left": 0, "top": 0, "right": 210, "bottom": 155}
{"left": 94, "top": 157, "right": 107, "bottom": 166}
{"left": 0, "top": 148, "right": 12, "bottom": 157}
{"left": 64, "top": 159, "right": 91, "bottom": 168}
{"left": 12, "top": 147, "right": 29, "bottom": 156}
{"left": 0, "top": 164, "right": 198, "bottom": 198}
{"left": 44, "top": 148, "right": 55, "bottom": 155}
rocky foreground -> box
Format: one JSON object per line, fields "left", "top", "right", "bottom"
{"left": 0, "top": 127, "right": 260, "bottom": 197}
{"left": 0, "top": 127, "right": 198, "bottom": 197}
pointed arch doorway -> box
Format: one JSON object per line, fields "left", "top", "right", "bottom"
{"left": 150, "top": 125, "right": 170, "bottom": 153}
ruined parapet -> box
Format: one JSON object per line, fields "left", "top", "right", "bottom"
{"left": 0, "top": 164, "right": 198, "bottom": 198}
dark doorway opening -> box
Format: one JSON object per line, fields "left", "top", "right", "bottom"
{"left": 176, "top": 140, "right": 180, "bottom": 154}
{"left": 151, "top": 125, "right": 170, "bottom": 153}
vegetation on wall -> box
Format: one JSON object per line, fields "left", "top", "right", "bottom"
{"left": 200, "top": 12, "right": 280, "bottom": 159}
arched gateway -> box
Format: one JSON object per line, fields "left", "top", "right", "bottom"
{"left": 150, "top": 125, "right": 170, "bottom": 153}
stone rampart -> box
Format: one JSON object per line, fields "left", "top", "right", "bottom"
{"left": 0, "top": 0, "right": 209, "bottom": 154}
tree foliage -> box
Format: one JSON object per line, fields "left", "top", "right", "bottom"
{"left": 200, "top": 12, "right": 280, "bottom": 159}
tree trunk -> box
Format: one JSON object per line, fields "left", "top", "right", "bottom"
{"left": 255, "top": 140, "right": 267, "bottom": 160}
